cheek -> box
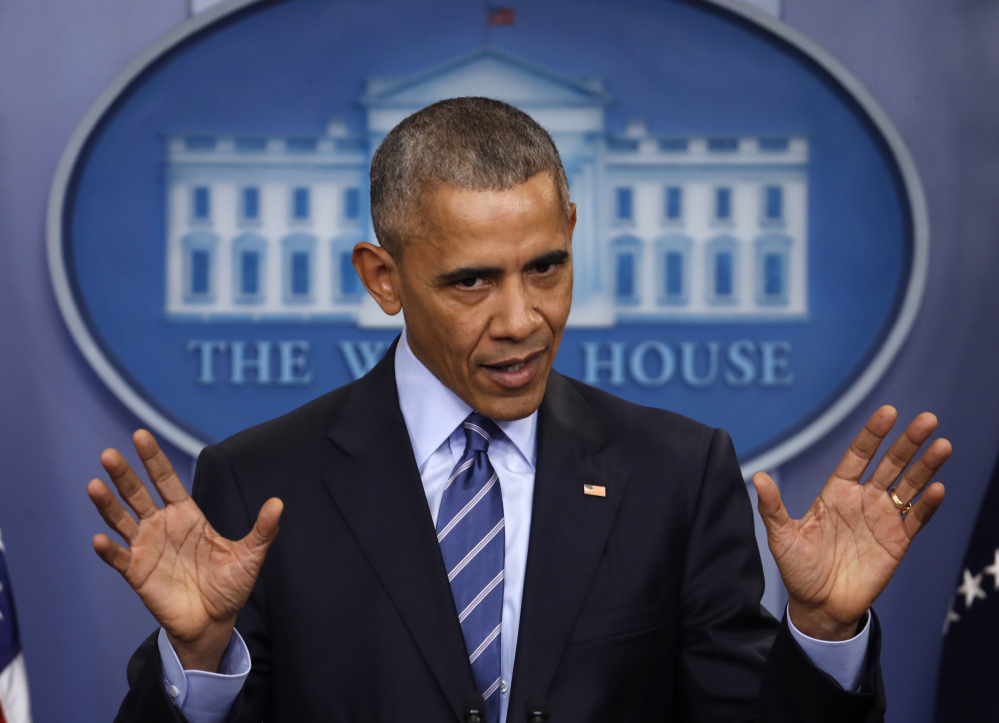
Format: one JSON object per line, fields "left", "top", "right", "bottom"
{"left": 535, "top": 278, "right": 573, "bottom": 326}
{"left": 432, "top": 302, "right": 488, "bottom": 366}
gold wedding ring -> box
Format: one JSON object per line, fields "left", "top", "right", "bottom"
{"left": 890, "top": 489, "right": 912, "bottom": 515}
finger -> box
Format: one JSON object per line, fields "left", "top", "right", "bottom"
{"left": 101, "top": 447, "right": 158, "bottom": 519}
{"left": 893, "top": 437, "right": 953, "bottom": 503}
{"left": 902, "top": 481, "right": 946, "bottom": 539}
{"left": 752, "top": 472, "right": 791, "bottom": 534}
{"left": 87, "top": 478, "right": 139, "bottom": 542}
{"left": 133, "top": 430, "right": 190, "bottom": 506}
{"left": 238, "top": 498, "right": 284, "bottom": 559}
{"left": 833, "top": 405, "right": 897, "bottom": 484}
{"left": 867, "top": 412, "right": 938, "bottom": 491}
{"left": 93, "top": 533, "right": 131, "bottom": 575}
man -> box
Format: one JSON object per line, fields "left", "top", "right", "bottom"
{"left": 88, "top": 98, "right": 950, "bottom": 722}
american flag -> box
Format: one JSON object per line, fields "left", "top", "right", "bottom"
{"left": 487, "top": 6, "right": 515, "bottom": 25}
{"left": 0, "top": 530, "right": 30, "bottom": 723}
{"left": 936, "top": 452, "right": 999, "bottom": 720}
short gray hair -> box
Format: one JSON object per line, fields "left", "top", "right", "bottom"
{"left": 369, "top": 97, "right": 571, "bottom": 258}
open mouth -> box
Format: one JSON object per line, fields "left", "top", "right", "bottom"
{"left": 481, "top": 351, "right": 545, "bottom": 389}
{"left": 497, "top": 360, "right": 527, "bottom": 373}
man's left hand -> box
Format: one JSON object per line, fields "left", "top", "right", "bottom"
{"left": 753, "top": 406, "right": 951, "bottom": 641}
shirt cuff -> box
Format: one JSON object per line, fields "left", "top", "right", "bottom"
{"left": 786, "top": 605, "right": 871, "bottom": 692}
{"left": 157, "top": 627, "right": 250, "bottom": 723}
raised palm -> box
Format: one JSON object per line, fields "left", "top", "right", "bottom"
{"left": 754, "top": 406, "right": 950, "bottom": 639}
{"left": 88, "top": 430, "right": 283, "bottom": 669}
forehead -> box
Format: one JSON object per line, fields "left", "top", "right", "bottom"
{"left": 409, "top": 173, "right": 568, "bottom": 263}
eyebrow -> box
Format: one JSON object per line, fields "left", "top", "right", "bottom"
{"left": 435, "top": 249, "right": 569, "bottom": 285}
{"left": 527, "top": 249, "right": 569, "bottom": 269}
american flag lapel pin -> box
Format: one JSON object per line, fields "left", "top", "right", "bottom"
{"left": 583, "top": 483, "right": 606, "bottom": 497}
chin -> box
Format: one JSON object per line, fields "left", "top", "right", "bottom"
{"left": 475, "top": 389, "right": 545, "bottom": 422}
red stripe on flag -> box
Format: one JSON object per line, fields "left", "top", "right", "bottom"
{"left": 488, "top": 6, "right": 515, "bottom": 25}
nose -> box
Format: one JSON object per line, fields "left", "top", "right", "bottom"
{"left": 490, "top": 278, "right": 542, "bottom": 342}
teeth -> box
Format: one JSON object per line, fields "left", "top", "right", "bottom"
{"left": 500, "top": 362, "right": 526, "bottom": 373}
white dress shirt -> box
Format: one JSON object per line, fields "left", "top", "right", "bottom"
{"left": 159, "top": 328, "right": 870, "bottom": 722}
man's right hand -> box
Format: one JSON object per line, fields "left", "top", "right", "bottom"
{"left": 87, "top": 430, "right": 283, "bottom": 673}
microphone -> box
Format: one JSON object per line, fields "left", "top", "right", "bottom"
{"left": 462, "top": 691, "right": 486, "bottom": 723}
{"left": 524, "top": 694, "right": 549, "bottom": 723}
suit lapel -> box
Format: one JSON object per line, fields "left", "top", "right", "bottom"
{"left": 323, "top": 341, "right": 475, "bottom": 721}
{"left": 509, "top": 371, "right": 629, "bottom": 713}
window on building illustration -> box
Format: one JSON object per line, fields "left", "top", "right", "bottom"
{"left": 191, "top": 250, "right": 210, "bottom": 295}
{"left": 759, "top": 137, "right": 789, "bottom": 152}
{"left": 182, "top": 232, "right": 217, "bottom": 303}
{"left": 241, "top": 251, "right": 260, "bottom": 296}
{"left": 291, "top": 252, "right": 310, "bottom": 295}
{"left": 235, "top": 137, "right": 267, "bottom": 152}
{"left": 754, "top": 234, "right": 791, "bottom": 305}
{"left": 292, "top": 187, "right": 310, "bottom": 220}
{"left": 665, "top": 252, "right": 684, "bottom": 296}
{"left": 612, "top": 236, "right": 641, "bottom": 304}
{"left": 656, "top": 235, "right": 691, "bottom": 305}
{"left": 665, "top": 187, "right": 682, "bottom": 221}
{"left": 282, "top": 234, "right": 315, "bottom": 304}
{"left": 335, "top": 138, "right": 365, "bottom": 152}
{"left": 615, "top": 187, "right": 634, "bottom": 221}
{"left": 715, "top": 252, "right": 733, "bottom": 296}
{"left": 185, "top": 136, "right": 216, "bottom": 151}
{"left": 764, "top": 186, "right": 783, "bottom": 222}
{"left": 344, "top": 187, "right": 361, "bottom": 220}
{"left": 616, "top": 252, "right": 635, "bottom": 298}
{"left": 706, "top": 236, "right": 738, "bottom": 304}
{"left": 340, "top": 251, "right": 360, "bottom": 295}
{"left": 658, "top": 138, "right": 688, "bottom": 152}
{"left": 286, "top": 137, "right": 317, "bottom": 152}
{"left": 242, "top": 187, "right": 260, "bottom": 221}
{"left": 607, "top": 137, "right": 639, "bottom": 152}
{"left": 715, "top": 187, "right": 732, "bottom": 221}
{"left": 232, "top": 233, "right": 266, "bottom": 303}
{"left": 763, "top": 253, "right": 783, "bottom": 296}
{"left": 708, "top": 137, "right": 739, "bottom": 152}
{"left": 192, "top": 187, "right": 211, "bottom": 221}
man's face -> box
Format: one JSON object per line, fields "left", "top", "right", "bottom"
{"left": 395, "top": 172, "right": 575, "bottom": 421}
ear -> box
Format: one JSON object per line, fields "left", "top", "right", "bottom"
{"left": 567, "top": 202, "right": 577, "bottom": 242}
{"left": 352, "top": 242, "right": 402, "bottom": 316}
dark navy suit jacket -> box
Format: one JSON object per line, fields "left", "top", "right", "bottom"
{"left": 115, "top": 341, "right": 885, "bottom": 722}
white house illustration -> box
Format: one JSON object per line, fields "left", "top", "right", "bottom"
{"left": 164, "top": 48, "right": 809, "bottom": 327}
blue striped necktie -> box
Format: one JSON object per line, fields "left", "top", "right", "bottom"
{"left": 436, "top": 412, "right": 505, "bottom": 722}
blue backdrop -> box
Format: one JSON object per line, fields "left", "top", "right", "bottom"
{"left": 0, "top": 1, "right": 997, "bottom": 721}
{"left": 66, "top": 0, "right": 908, "bottom": 460}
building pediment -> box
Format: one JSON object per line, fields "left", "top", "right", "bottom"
{"left": 361, "top": 48, "right": 611, "bottom": 110}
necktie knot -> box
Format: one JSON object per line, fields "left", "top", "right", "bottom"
{"left": 463, "top": 412, "right": 501, "bottom": 455}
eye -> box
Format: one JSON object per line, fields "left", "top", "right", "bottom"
{"left": 530, "top": 261, "right": 560, "bottom": 276}
{"left": 455, "top": 276, "right": 489, "bottom": 290}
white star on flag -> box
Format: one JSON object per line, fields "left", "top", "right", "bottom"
{"left": 0, "top": 527, "right": 30, "bottom": 722}
{"left": 983, "top": 549, "right": 999, "bottom": 590}
{"left": 943, "top": 596, "right": 961, "bottom": 635}
{"left": 958, "top": 568, "right": 987, "bottom": 609}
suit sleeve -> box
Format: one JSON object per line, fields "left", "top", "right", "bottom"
{"left": 113, "top": 444, "right": 274, "bottom": 723}
{"left": 672, "top": 428, "right": 885, "bottom": 723}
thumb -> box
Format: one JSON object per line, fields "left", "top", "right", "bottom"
{"left": 240, "top": 497, "right": 284, "bottom": 559}
{"left": 752, "top": 472, "right": 791, "bottom": 535}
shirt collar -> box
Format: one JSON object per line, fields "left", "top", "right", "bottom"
{"left": 394, "top": 328, "right": 537, "bottom": 470}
